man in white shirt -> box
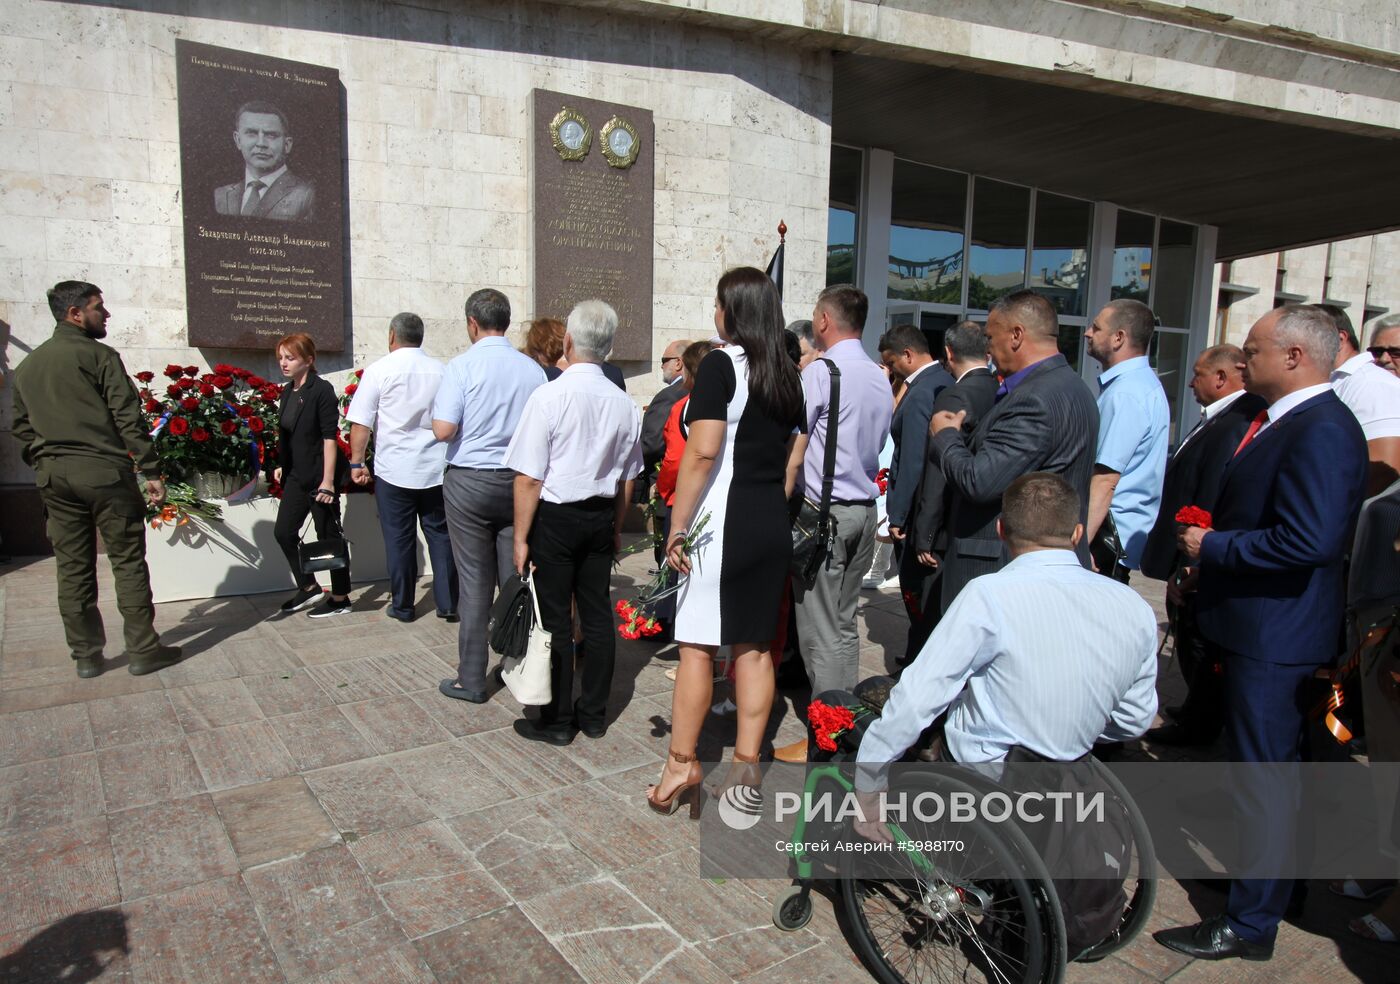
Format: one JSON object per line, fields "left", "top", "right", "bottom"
{"left": 431, "top": 289, "right": 547, "bottom": 703}
{"left": 853, "top": 471, "right": 1158, "bottom": 834}
{"left": 505, "top": 300, "right": 644, "bottom": 746}
{"left": 1322, "top": 304, "right": 1400, "bottom": 496}
{"left": 346, "top": 313, "right": 453, "bottom": 624}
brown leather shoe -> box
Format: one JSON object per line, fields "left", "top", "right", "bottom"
{"left": 773, "top": 738, "right": 809, "bottom": 764}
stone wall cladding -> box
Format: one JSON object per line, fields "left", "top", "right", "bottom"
{"left": 0, "top": 0, "right": 833, "bottom": 484}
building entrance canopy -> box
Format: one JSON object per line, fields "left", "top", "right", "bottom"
{"left": 832, "top": 53, "right": 1400, "bottom": 261}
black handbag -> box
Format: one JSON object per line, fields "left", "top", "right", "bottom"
{"left": 1089, "top": 510, "right": 1124, "bottom": 575}
{"left": 297, "top": 504, "right": 350, "bottom": 573}
{"left": 790, "top": 359, "right": 840, "bottom": 590}
{"left": 487, "top": 573, "right": 534, "bottom": 659}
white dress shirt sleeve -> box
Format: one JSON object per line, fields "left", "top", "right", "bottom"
{"left": 1098, "top": 607, "right": 1160, "bottom": 743}
{"left": 855, "top": 584, "right": 999, "bottom": 791}
{"left": 431, "top": 361, "right": 465, "bottom": 427}
{"left": 344, "top": 366, "right": 380, "bottom": 429}
{"left": 502, "top": 389, "right": 552, "bottom": 481}
{"left": 621, "top": 410, "right": 644, "bottom": 482}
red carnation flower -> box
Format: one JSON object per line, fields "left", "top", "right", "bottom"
{"left": 138, "top": 388, "right": 152, "bottom": 400}
{"left": 177, "top": 377, "right": 196, "bottom": 390}
{"left": 344, "top": 383, "right": 358, "bottom": 396}
{"left": 220, "top": 419, "right": 238, "bottom": 436}
{"left": 143, "top": 399, "right": 161, "bottom": 413}
{"left": 183, "top": 365, "right": 199, "bottom": 377}
{"left": 231, "top": 367, "right": 251, "bottom": 380}
{"left": 168, "top": 416, "right": 190, "bottom": 436}
{"left": 180, "top": 397, "right": 199, "bottom": 411}
{"left": 354, "top": 369, "right": 364, "bottom": 379}
{"left": 191, "top": 427, "right": 210, "bottom": 443}
{"left": 1174, "top": 505, "right": 1213, "bottom": 529}
{"left": 247, "top": 417, "right": 265, "bottom": 433}
{"left": 134, "top": 371, "right": 155, "bottom": 383}
{"left": 199, "top": 383, "right": 215, "bottom": 397}
{"left": 163, "top": 364, "right": 184, "bottom": 380}
{"left": 200, "top": 373, "right": 215, "bottom": 384}
{"left": 166, "top": 383, "right": 182, "bottom": 398}
{"left": 246, "top": 376, "right": 266, "bottom": 388}
{"left": 213, "top": 374, "right": 234, "bottom": 390}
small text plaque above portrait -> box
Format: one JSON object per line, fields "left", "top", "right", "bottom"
{"left": 532, "top": 89, "right": 654, "bottom": 361}
{"left": 175, "top": 40, "right": 347, "bottom": 351}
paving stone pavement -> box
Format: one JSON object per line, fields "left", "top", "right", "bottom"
{"left": 0, "top": 547, "right": 1394, "bottom": 983}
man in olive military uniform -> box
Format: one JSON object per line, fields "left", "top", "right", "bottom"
{"left": 11, "top": 281, "right": 182, "bottom": 677}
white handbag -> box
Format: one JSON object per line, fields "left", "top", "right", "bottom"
{"left": 499, "top": 569, "right": 552, "bottom": 706}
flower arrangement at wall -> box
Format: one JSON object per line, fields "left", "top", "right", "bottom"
{"left": 335, "top": 369, "right": 374, "bottom": 484}
{"left": 134, "top": 363, "right": 279, "bottom": 487}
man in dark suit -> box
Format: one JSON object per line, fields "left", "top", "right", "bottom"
{"left": 878, "top": 324, "right": 954, "bottom": 653}
{"left": 1139, "top": 344, "right": 1265, "bottom": 746}
{"left": 214, "top": 101, "right": 316, "bottom": 222}
{"left": 928, "top": 290, "right": 1099, "bottom": 611}
{"left": 903, "top": 321, "right": 996, "bottom": 654}
{"left": 640, "top": 340, "right": 689, "bottom": 555}
{"left": 1155, "top": 305, "right": 1368, "bottom": 962}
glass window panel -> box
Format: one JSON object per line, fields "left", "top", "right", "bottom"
{"left": 968, "top": 177, "right": 1029, "bottom": 308}
{"left": 1029, "top": 192, "right": 1092, "bottom": 317}
{"left": 1112, "top": 210, "right": 1154, "bottom": 304}
{"left": 888, "top": 160, "right": 966, "bottom": 303}
{"left": 827, "top": 145, "right": 862, "bottom": 287}
{"left": 1151, "top": 328, "right": 1190, "bottom": 434}
{"left": 1057, "top": 324, "right": 1084, "bottom": 372}
{"left": 1154, "top": 220, "right": 1197, "bottom": 327}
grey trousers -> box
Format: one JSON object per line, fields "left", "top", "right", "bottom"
{"left": 442, "top": 467, "right": 515, "bottom": 691}
{"left": 792, "top": 502, "right": 877, "bottom": 695}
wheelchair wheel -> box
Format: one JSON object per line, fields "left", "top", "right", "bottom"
{"left": 772, "top": 883, "right": 813, "bottom": 931}
{"left": 1072, "top": 761, "right": 1156, "bottom": 963}
{"left": 840, "top": 772, "right": 1067, "bottom": 984}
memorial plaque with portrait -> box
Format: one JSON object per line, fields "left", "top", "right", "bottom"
{"left": 532, "top": 89, "right": 654, "bottom": 361}
{"left": 175, "top": 40, "right": 347, "bottom": 351}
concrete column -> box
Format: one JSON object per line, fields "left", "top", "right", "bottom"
{"left": 858, "top": 148, "right": 894, "bottom": 360}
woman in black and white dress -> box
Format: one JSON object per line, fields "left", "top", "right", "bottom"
{"left": 647, "top": 267, "right": 807, "bottom": 816}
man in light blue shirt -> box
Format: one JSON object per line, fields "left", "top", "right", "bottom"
{"left": 431, "top": 288, "right": 546, "bottom": 702}
{"left": 1084, "top": 299, "right": 1169, "bottom": 582}
{"left": 854, "top": 473, "right": 1157, "bottom": 820}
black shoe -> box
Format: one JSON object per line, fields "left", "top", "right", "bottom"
{"left": 577, "top": 721, "right": 607, "bottom": 740}
{"left": 280, "top": 585, "right": 323, "bottom": 613}
{"left": 437, "top": 611, "right": 460, "bottom": 623}
{"left": 129, "top": 645, "right": 184, "bottom": 676}
{"left": 439, "top": 679, "right": 488, "bottom": 703}
{"left": 75, "top": 656, "right": 103, "bottom": 679}
{"left": 1145, "top": 723, "right": 1220, "bottom": 747}
{"left": 1153, "top": 914, "right": 1274, "bottom": 961}
{"left": 308, "top": 597, "right": 353, "bottom": 619}
{"left": 386, "top": 609, "right": 415, "bottom": 623}
{"left": 513, "top": 718, "right": 575, "bottom": 746}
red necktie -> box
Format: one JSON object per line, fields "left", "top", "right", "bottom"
{"left": 1233, "top": 410, "right": 1269, "bottom": 457}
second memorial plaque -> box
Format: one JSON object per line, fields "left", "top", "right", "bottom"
{"left": 532, "top": 89, "right": 654, "bottom": 362}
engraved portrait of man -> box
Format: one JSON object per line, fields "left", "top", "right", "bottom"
{"left": 214, "top": 101, "right": 316, "bottom": 222}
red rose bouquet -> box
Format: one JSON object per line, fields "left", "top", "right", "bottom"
{"left": 1174, "top": 505, "right": 1212, "bottom": 529}
{"left": 807, "top": 698, "right": 871, "bottom": 753}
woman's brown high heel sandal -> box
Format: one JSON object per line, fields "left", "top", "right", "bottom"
{"left": 710, "top": 750, "right": 762, "bottom": 798}
{"left": 647, "top": 749, "right": 706, "bottom": 818}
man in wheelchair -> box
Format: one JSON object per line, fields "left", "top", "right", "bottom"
{"left": 847, "top": 471, "right": 1158, "bottom": 834}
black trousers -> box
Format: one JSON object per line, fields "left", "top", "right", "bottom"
{"left": 895, "top": 541, "right": 941, "bottom": 659}
{"left": 1171, "top": 595, "right": 1224, "bottom": 738}
{"left": 530, "top": 497, "right": 616, "bottom": 731}
{"left": 274, "top": 479, "right": 351, "bottom": 597}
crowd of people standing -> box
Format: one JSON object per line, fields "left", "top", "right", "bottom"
{"left": 10, "top": 272, "right": 1400, "bottom": 964}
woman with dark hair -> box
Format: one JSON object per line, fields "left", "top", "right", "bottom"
{"left": 271, "top": 332, "right": 353, "bottom": 617}
{"left": 647, "top": 267, "right": 807, "bottom": 816}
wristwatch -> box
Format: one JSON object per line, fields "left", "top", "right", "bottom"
{"left": 348, "top": 463, "right": 365, "bottom": 470}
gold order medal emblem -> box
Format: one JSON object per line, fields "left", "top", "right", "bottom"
{"left": 599, "top": 116, "right": 640, "bottom": 169}
{"left": 550, "top": 107, "right": 591, "bottom": 161}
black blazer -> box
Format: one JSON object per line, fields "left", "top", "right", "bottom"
{"left": 278, "top": 372, "right": 346, "bottom": 489}
{"left": 886, "top": 362, "right": 954, "bottom": 529}
{"left": 1138, "top": 391, "right": 1266, "bottom": 581}
{"left": 641, "top": 379, "right": 687, "bottom": 471}
{"left": 929, "top": 353, "right": 1099, "bottom": 610}
{"left": 910, "top": 367, "right": 998, "bottom": 555}
{"left": 543, "top": 362, "right": 626, "bottom": 391}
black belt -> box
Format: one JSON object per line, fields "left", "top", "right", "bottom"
{"left": 831, "top": 498, "right": 876, "bottom": 507}
{"left": 446, "top": 464, "right": 513, "bottom": 472}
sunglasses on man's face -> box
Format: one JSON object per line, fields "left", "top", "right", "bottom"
{"left": 1367, "top": 346, "right": 1400, "bottom": 361}
{"left": 659, "top": 356, "right": 681, "bottom": 367}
